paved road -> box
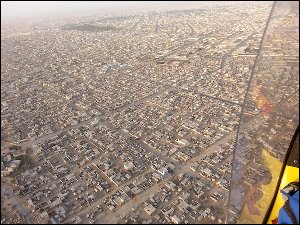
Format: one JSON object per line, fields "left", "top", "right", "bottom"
{"left": 98, "top": 127, "right": 239, "bottom": 223}
{"left": 17, "top": 21, "right": 242, "bottom": 151}
{"left": 6, "top": 19, "right": 259, "bottom": 225}
{"left": 99, "top": 174, "right": 173, "bottom": 224}
{"left": 97, "top": 114, "right": 257, "bottom": 224}
{"left": 64, "top": 167, "right": 153, "bottom": 223}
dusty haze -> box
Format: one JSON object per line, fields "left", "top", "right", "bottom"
{"left": 1, "top": 1, "right": 250, "bottom": 24}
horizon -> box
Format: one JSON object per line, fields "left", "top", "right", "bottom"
{"left": 1, "top": 1, "right": 259, "bottom": 24}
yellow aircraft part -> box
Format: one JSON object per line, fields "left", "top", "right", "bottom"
{"left": 237, "top": 149, "right": 283, "bottom": 224}
{"left": 267, "top": 165, "right": 299, "bottom": 224}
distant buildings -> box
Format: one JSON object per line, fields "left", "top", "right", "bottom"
{"left": 1, "top": 1, "right": 298, "bottom": 224}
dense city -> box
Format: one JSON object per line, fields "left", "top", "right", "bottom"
{"left": 1, "top": 1, "right": 299, "bottom": 224}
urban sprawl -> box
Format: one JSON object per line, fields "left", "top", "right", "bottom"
{"left": 1, "top": 1, "right": 299, "bottom": 224}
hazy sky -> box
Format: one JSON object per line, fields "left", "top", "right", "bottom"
{"left": 1, "top": 1, "right": 235, "bottom": 23}
{"left": 1, "top": 1, "right": 182, "bottom": 21}
{"left": 1, "top": 1, "right": 145, "bottom": 20}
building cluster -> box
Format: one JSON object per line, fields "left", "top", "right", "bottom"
{"left": 1, "top": 1, "right": 298, "bottom": 224}
{"left": 1, "top": 145, "right": 26, "bottom": 176}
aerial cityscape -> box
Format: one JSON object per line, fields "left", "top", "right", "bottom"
{"left": 1, "top": 1, "right": 299, "bottom": 224}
